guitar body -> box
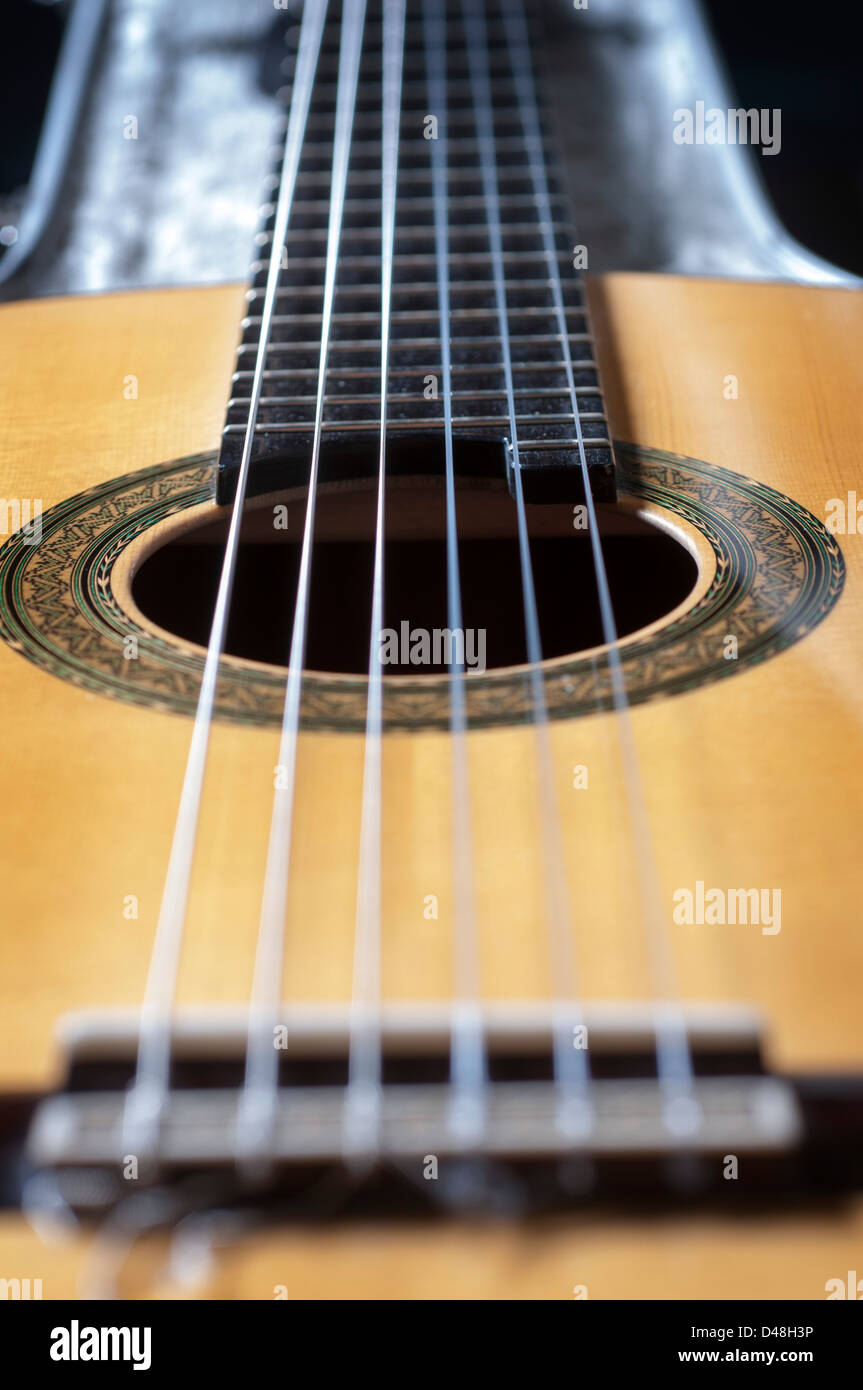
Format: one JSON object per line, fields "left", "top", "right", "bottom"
{"left": 1, "top": 270, "right": 861, "bottom": 1298}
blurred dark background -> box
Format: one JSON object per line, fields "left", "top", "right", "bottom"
{"left": 0, "top": 1, "right": 66, "bottom": 196}
{"left": 1, "top": 0, "right": 861, "bottom": 292}
{"left": 703, "top": 0, "right": 863, "bottom": 276}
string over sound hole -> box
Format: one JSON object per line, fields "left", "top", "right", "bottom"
{"left": 133, "top": 478, "right": 697, "bottom": 675}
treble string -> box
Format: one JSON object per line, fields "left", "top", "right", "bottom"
{"left": 501, "top": 0, "right": 700, "bottom": 1138}
{"left": 342, "top": 0, "right": 407, "bottom": 1161}
{"left": 235, "top": 0, "right": 370, "bottom": 1172}
{"left": 122, "top": 0, "right": 329, "bottom": 1167}
{"left": 421, "top": 0, "right": 490, "bottom": 1149}
{"left": 461, "top": 0, "right": 592, "bottom": 1140}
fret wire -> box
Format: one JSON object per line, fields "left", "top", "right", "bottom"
{"left": 306, "top": 45, "right": 511, "bottom": 72}
{"left": 256, "top": 193, "right": 567, "bottom": 215}
{"left": 424, "top": 0, "right": 489, "bottom": 1149}
{"left": 249, "top": 252, "right": 574, "bottom": 270}
{"left": 222, "top": 431, "right": 614, "bottom": 451}
{"left": 288, "top": 166, "right": 539, "bottom": 185}
{"left": 247, "top": 278, "right": 567, "bottom": 298}
{"left": 290, "top": 77, "right": 520, "bottom": 101}
{"left": 245, "top": 307, "right": 583, "bottom": 325}
{"left": 229, "top": 388, "right": 603, "bottom": 405}
{"left": 232, "top": 360, "right": 598, "bottom": 380}
{"left": 291, "top": 135, "right": 540, "bottom": 155}
{"left": 255, "top": 220, "right": 570, "bottom": 241}
{"left": 241, "top": 335, "right": 596, "bottom": 354}
{"left": 222, "top": 417, "right": 608, "bottom": 436}
{"left": 295, "top": 115, "right": 512, "bottom": 129}
{"left": 502, "top": 0, "right": 700, "bottom": 1139}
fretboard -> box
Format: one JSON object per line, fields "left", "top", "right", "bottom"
{"left": 217, "top": 0, "right": 615, "bottom": 507}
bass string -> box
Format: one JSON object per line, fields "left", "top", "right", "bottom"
{"left": 501, "top": 0, "right": 700, "bottom": 1137}
{"left": 121, "top": 0, "right": 330, "bottom": 1165}
{"left": 461, "top": 0, "right": 592, "bottom": 1140}
{"left": 236, "top": 0, "right": 370, "bottom": 1170}
{"left": 421, "top": 0, "right": 489, "bottom": 1147}
{"left": 342, "top": 0, "right": 408, "bottom": 1161}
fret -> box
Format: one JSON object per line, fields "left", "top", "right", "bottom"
{"left": 222, "top": 415, "right": 608, "bottom": 436}
{"left": 516, "top": 439, "right": 614, "bottom": 452}
{"left": 288, "top": 165, "right": 540, "bottom": 188}
{"left": 242, "top": 307, "right": 585, "bottom": 328}
{"left": 245, "top": 278, "right": 569, "bottom": 301}
{"left": 330, "top": 15, "right": 508, "bottom": 41}
{"left": 236, "top": 333, "right": 594, "bottom": 355}
{"left": 295, "top": 109, "right": 534, "bottom": 138}
{"left": 286, "top": 80, "right": 525, "bottom": 109}
{"left": 256, "top": 193, "right": 566, "bottom": 218}
{"left": 254, "top": 222, "right": 572, "bottom": 245}
{"left": 228, "top": 388, "right": 603, "bottom": 407}
{"left": 232, "top": 360, "right": 600, "bottom": 383}
{"left": 248, "top": 252, "right": 575, "bottom": 290}
{"left": 235, "top": 364, "right": 601, "bottom": 391}
{"left": 287, "top": 135, "right": 538, "bottom": 158}
{"left": 239, "top": 397, "right": 605, "bottom": 418}
{"left": 291, "top": 55, "right": 515, "bottom": 82}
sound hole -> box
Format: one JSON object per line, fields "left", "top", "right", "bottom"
{"left": 132, "top": 480, "right": 697, "bottom": 674}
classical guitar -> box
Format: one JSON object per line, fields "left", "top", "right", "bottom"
{"left": 1, "top": 0, "right": 862, "bottom": 1306}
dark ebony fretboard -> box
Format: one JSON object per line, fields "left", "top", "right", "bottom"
{"left": 217, "top": 0, "right": 615, "bottom": 507}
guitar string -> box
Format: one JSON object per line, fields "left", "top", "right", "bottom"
{"left": 342, "top": 0, "right": 407, "bottom": 1161}
{"left": 501, "top": 0, "right": 700, "bottom": 1137}
{"left": 236, "top": 0, "right": 370, "bottom": 1170}
{"left": 461, "top": 0, "right": 593, "bottom": 1140}
{"left": 421, "top": 0, "right": 490, "bottom": 1147}
{"left": 121, "top": 0, "right": 330, "bottom": 1165}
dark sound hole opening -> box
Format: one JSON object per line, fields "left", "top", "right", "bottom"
{"left": 132, "top": 482, "right": 698, "bottom": 674}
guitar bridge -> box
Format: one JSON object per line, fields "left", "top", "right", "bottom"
{"left": 27, "top": 1001, "right": 858, "bottom": 1217}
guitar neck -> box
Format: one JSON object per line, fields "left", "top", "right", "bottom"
{"left": 217, "top": 0, "right": 614, "bottom": 507}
